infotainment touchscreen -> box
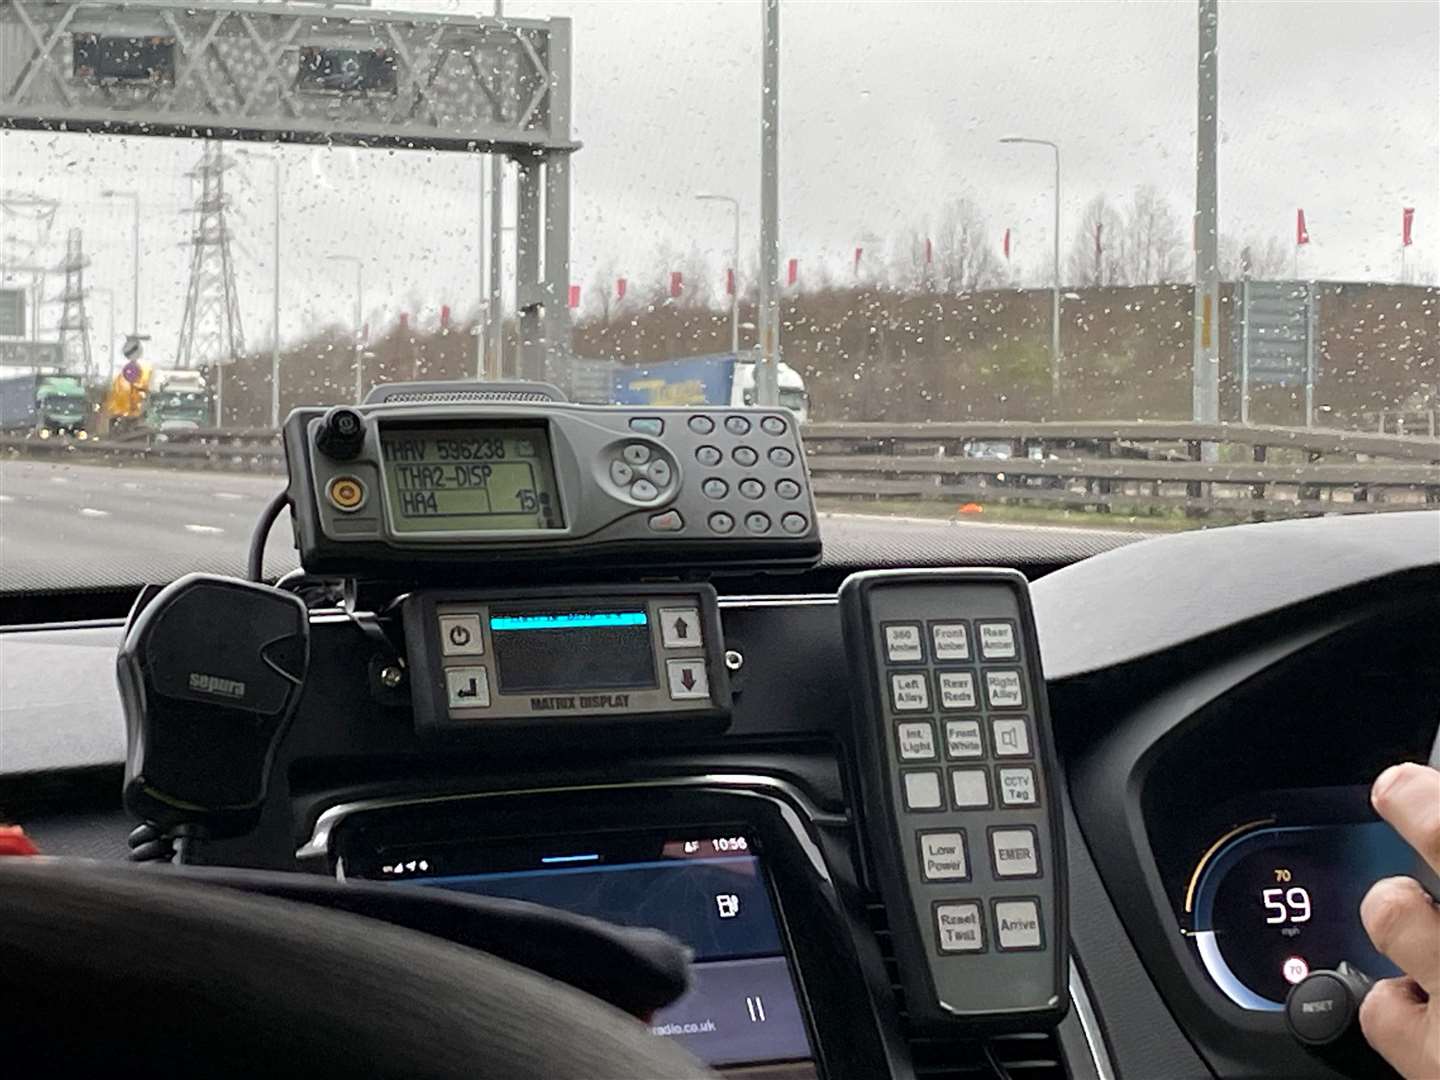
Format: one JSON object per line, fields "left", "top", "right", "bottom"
{"left": 354, "top": 831, "right": 818, "bottom": 1078}
{"left": 379, "top": 422, "right": 563, "bottom": 534}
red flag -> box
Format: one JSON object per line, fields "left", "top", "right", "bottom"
{"left": 616, "top": 277, "right": 627, "bottom": 300}
{"left": 1402, "top": 207, "right": 1415, "bottom": 247}
{"left": 1296, "top": 209, "right": 1309, "bottom": 246}
{"left": 568, "top": 284, "right": 580, "bottom": 308}
{"left": 924, "top": 237, "right": 933, "bottom": 265}
{"left": 787, "top": 258, "right": 797, "bottom": 285}
{"left": 440, "top": 304, "right": 451, "bottom": 329}
{"left": 726, "top": 268, "right": 736, "bottom": 296}
{"left": 854, "top": 247, "right": 863, "bottom": 275}
{"left": 399, "top": 312, "right": 409, "bottom": 331}
{"left": 669, "top": 271, "right": 683, "bottom": 298}
{"left": 1003, "top": 228, "right": 1011, "bottom": 261}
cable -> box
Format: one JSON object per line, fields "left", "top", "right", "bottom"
{"left": 247, "top": 489, "right": 289, "bottom": 582}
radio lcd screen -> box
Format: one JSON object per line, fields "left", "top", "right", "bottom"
{"left": 357, "top": 831, "right": 817, "bottom": 1077}
{"left": 380, "top": 423, "right": 563, "bottom": 534}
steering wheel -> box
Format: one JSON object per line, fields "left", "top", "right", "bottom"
{"left": 0, "top": 859, "right": 713, "bottom": 1079}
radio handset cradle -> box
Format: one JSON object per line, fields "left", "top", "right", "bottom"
{"left": 118, "top": 575, "right": 309, "bottom": 854}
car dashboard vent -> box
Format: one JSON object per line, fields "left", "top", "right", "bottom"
{"left": 865, "top": 899, "right": 1066, "bottom": 1080}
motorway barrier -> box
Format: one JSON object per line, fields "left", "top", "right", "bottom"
{"left": 4, "top": 420, "right": 1438, "bottom": 521}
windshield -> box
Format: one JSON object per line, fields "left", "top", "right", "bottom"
{"left": 0, "top": 0, "right": 1436, "bottom": 591}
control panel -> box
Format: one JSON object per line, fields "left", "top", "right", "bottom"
{"left": 840, "top": 569, "right": 1068, "bottom": 1030}
{"left": 403, "top": 584, "right": 730, "bottom": 737}
{"left": 282, "top": 401, "right": 820, "bottom": 577}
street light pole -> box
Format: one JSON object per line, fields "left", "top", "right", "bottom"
{"left": 696, "top": 193, "right": 741, "bottom": 355}
{"left": 99, "top": 189, "right": 140, "bottom": 337}
{"left": 756, "top": 0, "right": 781, "bottom": 408}
{"left": 327, "top": 255, "right": 364, "bottom": 402}
{"left": 236, "top": 149, "right": 284, "bottom": 428}
{"left": 998, "top": 137, "right": 1062, "bottom": 409}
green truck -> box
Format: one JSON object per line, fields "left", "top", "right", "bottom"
{"left": 0, "top": 373, "right": 89, "bottom": 436}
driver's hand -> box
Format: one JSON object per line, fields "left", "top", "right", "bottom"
{"left": 1359, "top": 763, "right": 1440, "bottom": 1079}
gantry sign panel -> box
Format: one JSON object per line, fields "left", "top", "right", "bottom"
{"left": 0, "top": 0, "right": 574, "bottom": 153}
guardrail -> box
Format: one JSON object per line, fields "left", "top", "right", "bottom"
{"left": 801, "top": 420, "right": 1440, "bottom": 520}
{"left": 4, "top": 420, "right": 1438, "bottom": 521}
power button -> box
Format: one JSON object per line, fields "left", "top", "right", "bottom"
{"left": 327, "top": 475, "right": 367, "bottom": 512}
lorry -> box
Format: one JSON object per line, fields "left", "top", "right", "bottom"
{"left": 103, "top": 365, "right": 210, "bottom": 436}
{"left": 609, "top": 353, "right": 810, "bottom": 421}
{"left": 0, "top": 372, "right": 89, "bottom": 436}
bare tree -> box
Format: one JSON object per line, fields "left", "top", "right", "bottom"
{"left": 932, "top": 197, "right": 1003, "bottom": 293}
{"left": 1219, "top": 234, "right": 1289, "bottom": 280}
{"left": 889, "top": 197, "right": 1000, "bottom": 294}
{"left": 1066, "top": 194, "right": 1125, "bottom": 286}
{"left": 586, "top": 260, "right": 620, "bottom": 322}
{"left": 1118, "top": 184, "right": 1187, "bottom": 284}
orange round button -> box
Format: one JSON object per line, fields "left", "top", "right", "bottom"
{"left": 327, "top": 475, "right": 366, "bottom": 512}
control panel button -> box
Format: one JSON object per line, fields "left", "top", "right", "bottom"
{"left": 438, "top": 614, "right": 484, "bottom": 656}
{"left": 935, "top": 902, "right": 985, "bottom": 952}
{"left": 938, "top": 670, "right": 977, "bottom": 710}
{"left": 781, "top": 513, "right": 809, "bottom": 534}
{"left": 761, "top": 415, "right": 788, "bottom": 436}
{"left": 930, "top": 623, "right": 971, "bottom": 661}
{"left": 744, "top": 511, "right": 771, "bottom": 534}
{"left": 949, "top": 767, "right": 991, "bottom": 808}
{"left": 702, "top": 478, "right": 729, "bottom": 499}
{"left": 733, "top": 446, "right": 759, "bottom": 467}
{"left": 629, "top": 417, "right": 664, "bottom": 436}
{"left": 696, "top": 445, "right": 723, "bottom": 466}
{"left": 978, "top": 621, "right": 1018, "bottom": 659}
{"left": 648, "top": 510, "right": 684, "bottom": 532}
{"left": 902, "top": 769, "right": 943, "bottom": 811}
{"left": 724, "top": 415, "right": 752, "bottom": 436}
{"left": 659, "top": 607, "right": 703, "bottom": 648}
{"left": 889, "top": 671, "right": 930, "bottom": 711}
{"left": 768, "top": 446, "right": 795, "bottom": 467}
{"left": 896, "top": 721, "right": 937, "bottom": 761}
{"left": 630, "top": 479, "right": 659, "bottom": 502}
{"left": 665, "top": 658, "right": 710, "bottom": 700}
{"left": 688, "top": 415, "right": 715, "bottom": 435}
{"left": 609, "top": 460, "right": 634, "bottom": 486}
{"left": 991, "top": 717, "right": 1032, "bottom": 758}
{"left": 944, "top": 719, "right": 984, "bottom": 759}
{"left": 326, "top": 475, "right": 366, "bottom": 512}
{"left": 884, "top": 623, "right": 924, "bottom": 663}
{"left": 738, "top": 478, "right": 765, "bottom": 499}
{"left": 622, "top": 442, "right": 652, "bottom": 466}
{"left": 709, "top": 511, "right": 735, "bottom": 534}
{"left": 985, "top": 669, "right": 1025, "bottom": 709}
{"left": 998, "top": 766, "right": 1038, "bottom": 807}
{"left": 775, "top": 478, "right": 801, "bottom": 499}
{"left": 646, "top": 459, "right": 673, "bottom": 487}
{"left": 919, "top": 831, "right": 969, "bottom": 881}
{"left": 445, "top": 666, "right": 490, "bottom": 709}
{"left": 990, "top": 827, "right": 1041, "bottom": 878}
{"left": 994, "top": 899, "right": 1043, "bottom": 951}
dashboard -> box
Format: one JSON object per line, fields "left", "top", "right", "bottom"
{"left": 1, "top": 396, "right": 1437, "bottom": 1080}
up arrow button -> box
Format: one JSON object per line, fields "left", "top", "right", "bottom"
{"left": 660, "top": 607, "right": 704, "bottom": 649}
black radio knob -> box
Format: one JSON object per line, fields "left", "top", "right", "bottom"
{"left": 316, "top": 407, "right": 366, "bottom": 461}
{"left": 1284, "top": 963, "right": 1399, "bottom": 1078}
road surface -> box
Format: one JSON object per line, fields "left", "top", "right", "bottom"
{"left": 0, "top": 458, "right": 1142, "bottom": 593}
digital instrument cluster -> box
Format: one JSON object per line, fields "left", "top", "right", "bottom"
{"left": 1182, "top": 786, "right": 1438, "bottom": 1010}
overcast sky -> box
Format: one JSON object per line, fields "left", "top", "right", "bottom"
{"left": 1, "top": 0, "right": 1436, "bottom": 374}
